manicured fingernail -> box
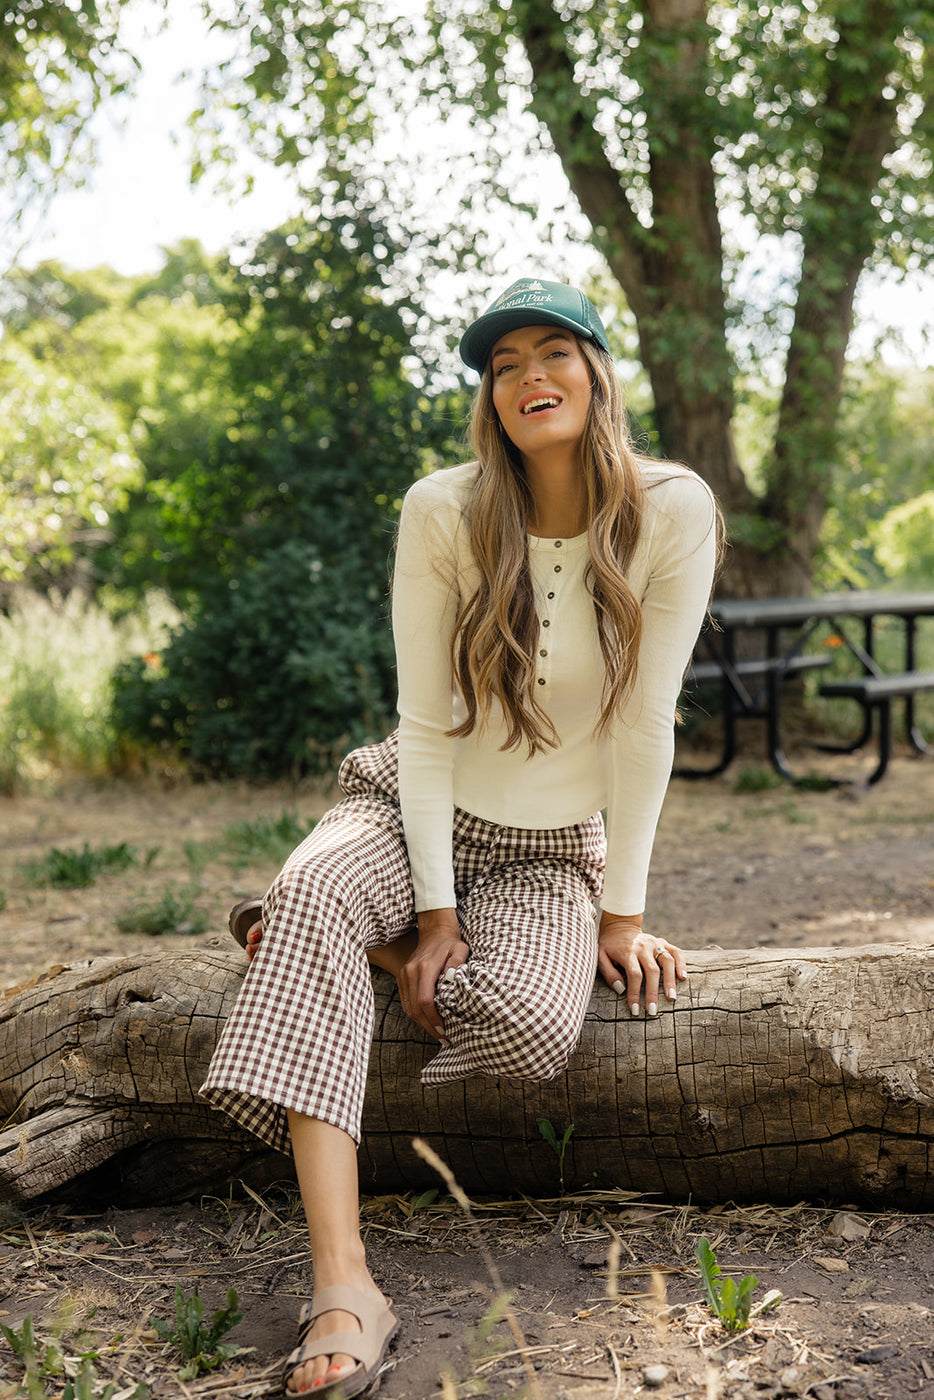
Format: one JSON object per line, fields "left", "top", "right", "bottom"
{"left": 444, "top": 966, "right": 457, "bottom": 982}
{"left": 612, "top": 979, "right": 625, "bottom": 995}
{"left": 630, "top": 1002, "right": 640, "bottom": 1017}
{"left": 647, "top": 1002, "right": 658, "bottom": 1018}
{"left": 667, "top": 987, "right": 676, "bottom": 1001}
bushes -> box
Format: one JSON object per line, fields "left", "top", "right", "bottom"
{"left": 112, "top": 540, "right": 397, "bottom": 777}
{"left": 108, "top": 210, "right": 465, "bottom": 779}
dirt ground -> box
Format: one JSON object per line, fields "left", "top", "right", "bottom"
{"left": 1, "top": 736, "right": 933, "bottom": 1400}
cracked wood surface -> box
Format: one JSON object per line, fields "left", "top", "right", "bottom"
{"left": 1, "top": 945, "right": 932, "bottom": 1206}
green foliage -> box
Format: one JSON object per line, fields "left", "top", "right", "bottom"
{"left": 0, "top": 0, "right": 136, "bottom": 199}
{"left": 732, "top": 766, "right": 783, "bottom": 794}
{"left": 0, "top": 1313, "right": 148, "bottom": 1400}
{"left": 0, "top": 337, "right": 142, "bottom": 593}
{"left": 23, "top": 841, "right": 137, "bottom": 889}
{"left": 111, "top": 539, "right": 397, "bottom": 777}
{"left": 1, "top": 1315, "right": 65, "bottom": 1398}
{"left": 873, "top": 491, "right": 934, "bottom": 586}
{"left": 220, "top": 810, "right": 315, "bottom": 865}
{"left": 150, "top": 1286, "right": 243, "bottom": 1381}
{"left": 110, "top": 205, "right": 464, "bottom": 777}
{"left": 537, "top": 1117, "right": 574, "bottom": 1194}
{"left": 133, "top": 207, "right": 459, "bottom": 600}
{"left": 817, "top": 364, "right": 934, "bottom": 588}
{"left": 695, "top": 1236, "right": 758, "bottom": 1332}
{"left": 2, "top": 254, "right": 242, "bottom": 601}
{"left": 0, "top": 590, "right": 177, "bottom": 792}
{"left": 115, "top": 885, "right": 211, "bottom": 938}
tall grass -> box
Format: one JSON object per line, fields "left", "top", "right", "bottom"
{"left": 0, "top": 591, "right": 178, "bottom": 793}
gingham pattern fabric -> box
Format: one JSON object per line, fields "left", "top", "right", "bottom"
{"left": 200, "top": 733, "right": 606, "bottom": 1153}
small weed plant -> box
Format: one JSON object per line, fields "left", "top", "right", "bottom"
{"left": 536, "top": 1117, "right": 574, "bottom": 1195}
{"left": 696, "top": 1235, "right": 781, "bottom": 1331}
{"left": 150, "top": 1285, "right": 243, "bottom": 1381}
{"left": 116, "top": 885, "right": 210, "bottom": 937}
{"left": 220, "top": 810, "right": 315, "bottom": 866}
{"left": 0, "top": 1314, "right": 147, "bottom": 1400}
{"left": 23, "top": 841, "right": 140, "bottom": 889}
{"left": 733, "top": 766, "right": 782, "bottom": 794}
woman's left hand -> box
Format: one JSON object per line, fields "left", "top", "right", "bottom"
{"left": 597, "top": 914, "right": 687, "bottom": 1017}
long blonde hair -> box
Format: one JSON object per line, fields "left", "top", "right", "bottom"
{"left": 450, "top": 338, "right": 646, "bottom": 755}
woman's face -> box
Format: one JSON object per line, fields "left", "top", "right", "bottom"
{"left": 490, "top": 325, "right": 593, "bottom": 463}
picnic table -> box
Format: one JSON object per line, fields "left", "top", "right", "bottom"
{"left": 675, "top": 588, "right": 934, "bottom": 784}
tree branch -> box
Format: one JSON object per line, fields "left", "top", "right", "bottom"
{"left": 510, "top": 0, "right": 652, "bottom": 320}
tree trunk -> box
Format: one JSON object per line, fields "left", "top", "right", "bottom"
{"left": 513, "top": 0, "right": 751, "bottom": 529}
{"left": 765, "top": 0, "right": 904, "bottom": 592}
{"left": 512, "top": 0, "right": 909, "bottom": 599}
{"left": 2, "top": 945, "right": 932, "bottom": 1208}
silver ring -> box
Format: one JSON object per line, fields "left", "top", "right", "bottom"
{"left": 653, "top": 945, "right": 666, "bottom": 960}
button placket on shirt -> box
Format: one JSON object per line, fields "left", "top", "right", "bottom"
{"left": 536, "top": 539, "right": 563, "bottom": 687}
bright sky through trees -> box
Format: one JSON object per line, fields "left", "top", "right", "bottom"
{"left": 12, "top": 0, "right": 933, "bottom": 371}
{"left": 15, "top": 2, "right": 298, "bottom": 275}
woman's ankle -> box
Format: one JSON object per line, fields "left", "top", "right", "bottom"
{"left": 310, "top": 1243, "right": 374, "bottom": 1292}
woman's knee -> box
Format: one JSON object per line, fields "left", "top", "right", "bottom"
{"left": 501, "top": 1011, "right": 584, "bottom": 1079}
{"left": 446, "top": 979, "right": 585, "bottom": 1080}
{"left": 265, "top": 833, "right": 413, "bottom": 944}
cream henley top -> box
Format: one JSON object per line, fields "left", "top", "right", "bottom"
{"left": 391, "top": 459, "right": 717, "bottom": 916}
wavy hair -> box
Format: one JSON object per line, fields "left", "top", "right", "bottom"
{"left": 450, "top": 337, "right": 647, "bottom": 755}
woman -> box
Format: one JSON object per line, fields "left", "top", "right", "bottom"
{"left": 201, "top": 277, "right": 718, "bottom": 1396}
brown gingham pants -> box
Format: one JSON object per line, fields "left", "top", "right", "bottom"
{"left": 200, "top": 733, "right": 606, "bottom": 1153}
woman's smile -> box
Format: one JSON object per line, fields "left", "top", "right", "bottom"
{"left": 491, "top": 326, "right": 592, "bottom": 461}
{"left": 518, "top": 392, "right": 563, "bottom": 415}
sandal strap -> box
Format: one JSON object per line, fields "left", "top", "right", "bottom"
{"left": 293, "top": 1287, "right": 398, "bottom": 1372}
{"left": 286, "top": 1329, "right": 368, "bottom": 1372}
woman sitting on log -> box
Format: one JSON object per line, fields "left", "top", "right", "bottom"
{"left": 200, "top": 277, "right": 719, "bottom": 1396}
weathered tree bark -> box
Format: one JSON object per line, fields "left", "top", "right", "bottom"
{"left": 2, "top": 945, "right": 932, "bottom": 1208}
{"left": 765, "top": 2, "right": 905, "bottom": 596}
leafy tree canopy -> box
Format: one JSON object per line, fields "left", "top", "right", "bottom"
{"left": 0, "top": 335, "right": 141, "bottom": 593}
{"left": 1, "top": 248, "right": 241, "bottom": 597}
{"left": 0, "top": 0, "right": 141, "bottom": 209}
{"left": 197, "top": 0, "right": 934, "bottom": 593}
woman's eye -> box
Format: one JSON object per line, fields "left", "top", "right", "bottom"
{"left": 494, "top": 362, "right": 516, "bottom": 376}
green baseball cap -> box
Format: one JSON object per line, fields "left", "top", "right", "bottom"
{"left": 459, "top": 278, "right": 611, "bottom": 373}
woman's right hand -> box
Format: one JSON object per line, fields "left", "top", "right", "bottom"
{"left": 396, "top": 909, "right": 469, "bottom": 1043}
{"left": 239, "top": 908, "right": 469, "bottom": 1041}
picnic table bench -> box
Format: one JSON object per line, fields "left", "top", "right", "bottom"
{"left": 676, "top": 589, "right": 934, "bottom": 784}
{"left": 818, "top": 670, "right": 934, "bottom": 784}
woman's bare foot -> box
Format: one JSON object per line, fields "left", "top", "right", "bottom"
{"left": 243, "top": 921, "right": 262, "bottom": 962}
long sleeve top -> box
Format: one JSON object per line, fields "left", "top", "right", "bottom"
{"left": 391, "top": 458, "right": 717, "bottom": 916}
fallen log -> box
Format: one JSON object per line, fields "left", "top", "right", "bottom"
{"left": 1, "top": 945, "right": 932, "bottom": 1207}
